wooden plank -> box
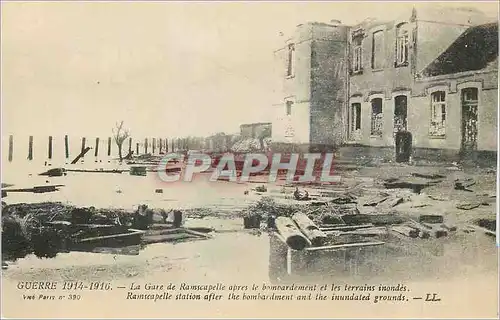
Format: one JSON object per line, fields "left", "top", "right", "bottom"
{"left": 76, "top": 229, "right": 145, "bottom": 243}
{"left": 304, "top": 241, "right": 385, "bottom": 252}
{"left": 391, "top": 225, "right": 419, "bottom": 238}
{"left": 183, "top": 228, "right": 213, "bottom": 239}
{"left": 71, "top": 147, "right": 91, "bottom": 164}
{"left": 320, "top": 223, "right": 374, "bottom": 232}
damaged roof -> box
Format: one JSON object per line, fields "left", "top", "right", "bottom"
{"left": 422, "top": 22, "right": 498, "bottom": 77}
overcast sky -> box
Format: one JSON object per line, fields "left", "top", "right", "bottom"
{"left": 1, "top": 1, "right": 497, "bottom": 138}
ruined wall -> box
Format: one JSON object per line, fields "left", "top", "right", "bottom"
{"left": 272, "top": 24, "right": 313, "bottom": 144}
{"left": 309, "top": 24, "right": 349, "bottom": 147}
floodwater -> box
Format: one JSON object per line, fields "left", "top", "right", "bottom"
{"left": 1, "top": 160, "right": 266, "bottom": 211}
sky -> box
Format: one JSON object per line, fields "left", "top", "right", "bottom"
{"left": 1, "top": 1, "right": 498, "bottom": 139}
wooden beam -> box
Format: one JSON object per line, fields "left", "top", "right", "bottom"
{"left": 28, "top": 136, "right": 33, "bottom": 160}
{"left": 305, "top": 241, "right": 385, "bottom": 252}
{"left": 8, "top": 135, "right": 13, "bottom": 162}
{"left": 64, "top": 135, "right": 69, "bottom": 159}
{"left": 48, "top": 136, "right": 53, "bottom": 159}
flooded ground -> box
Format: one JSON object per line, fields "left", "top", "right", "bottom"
{"left": 1, "top": 159, "right": 498, "bottom": 318}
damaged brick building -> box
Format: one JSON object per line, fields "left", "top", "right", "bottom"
{"left": 272, "top": 5, "right": 498, "bottom": 161}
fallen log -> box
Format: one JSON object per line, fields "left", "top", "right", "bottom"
{"left": 39, "top": 168, "right": 66, "bottom": 177}
{"left": 291, "top": 212, "right": 328, "bottom": 246}
{"left": 3, "top": 185, "right": 65, "bottom": 194}
{"left": 66, "top": 169, "right": 126, "bottom": 174}
{"left": 275, "top": 216, "right": 311, "bottom": 250}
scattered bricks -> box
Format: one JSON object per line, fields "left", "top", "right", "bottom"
{"left": 421, "top": 223, "right": 448, "bottom": 238}
{"left": 456, "top": 202, "right": 481, "bottom": 210}
{"left": 391, "top": 225, "right": 419, "bottom": 238}
{"left": 419, "top": 214, "right": 444, "bottom": 224}
{"left": 454, "top": 178, "right": 475, "bottom": 191}
{"left": 440, "top": 224, "right": 457, "bottom": 232}
{"left": 405, "top": 220, "right": 432, "bottom": 239}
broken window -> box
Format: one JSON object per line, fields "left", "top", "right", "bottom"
{"left": 285, "top": 100, "right": 294, "bottom": 116}
{"left": 287, "top": 44, "right": 295, "bottom": 77}
{"left": 395, "top": 23, "right": 409, "bottom": 66}
{"left": 461, "top": 88, "right": 478, "bottom": 150}
{"left": 352, "top": 35, "right": 363, "bottom": 72}
{"left": 429, "top": 91, "right": 446, "bottom": 137}
{"left": 370, "top": 98, "right": 383, "bottom": 136}
{"left": 371, "top": 31, "right": 384, "bottom": 69}
{"left": 351, "top": 103, "right": 361, "bottom": 131}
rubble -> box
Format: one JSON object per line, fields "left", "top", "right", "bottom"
{"left": 454, "top": 178, "right": 476, "bottom": 191}
{"left": 1, "top": 202, "right": 209, "bottom": 262}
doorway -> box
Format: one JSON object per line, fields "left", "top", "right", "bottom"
{"left": 394, "top": 95, "right": 408, "bottom": 133}
{"left": 461, "top": 88, "right": 478, "bottom": 153}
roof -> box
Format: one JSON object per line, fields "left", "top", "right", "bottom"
{"left": 421, "top": 22, "right": 498, "bottom": 77}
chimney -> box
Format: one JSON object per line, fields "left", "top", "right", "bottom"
{"left": 330, "top": 19, "right": 342, "bottom": 26}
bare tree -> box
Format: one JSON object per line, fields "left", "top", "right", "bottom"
{"left": 113, "top": 121, "right": 130, "bottom": 161}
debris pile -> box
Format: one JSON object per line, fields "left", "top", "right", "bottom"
{"left": 1, "top": 202, "right": 211, "bottom": 263}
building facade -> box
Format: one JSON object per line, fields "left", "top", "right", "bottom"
{"left": 272, "top": 20, "right": 349, "bottom": 151}
{"left": 272, "top": 5, "right": 498, "bottom": 160}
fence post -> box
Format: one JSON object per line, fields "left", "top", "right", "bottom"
{"left": 64, "top": 135, "right": 69, "bottom": 159}
{"left": 48, "top": 136, "right": 53, "bottom": 160}
{"left": 107, "top": 137, "right": 112, "bottom": 156}
{"left": 8, "top": 135, "right": 13, "bottom": 162}
{"left": 136, "top": 142, "right": 139, "bottom": 155}
{"left": 152, "top": 138, "right": 156, "bottom": 154}
{"left": 28, "top": 136, "right": 33, "bottom": 160}
{"left": 128, "top": 138, "right": 132, "bottom": 154}
{"left": 94, "top": 137, "right": 100, "bottom": 157}
{"left": 145, "top": 138, "right": 148, "bottom": 154}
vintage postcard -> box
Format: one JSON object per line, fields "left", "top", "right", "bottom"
{"left": 1, "top": 1, "right": 498, "bottom": 318}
